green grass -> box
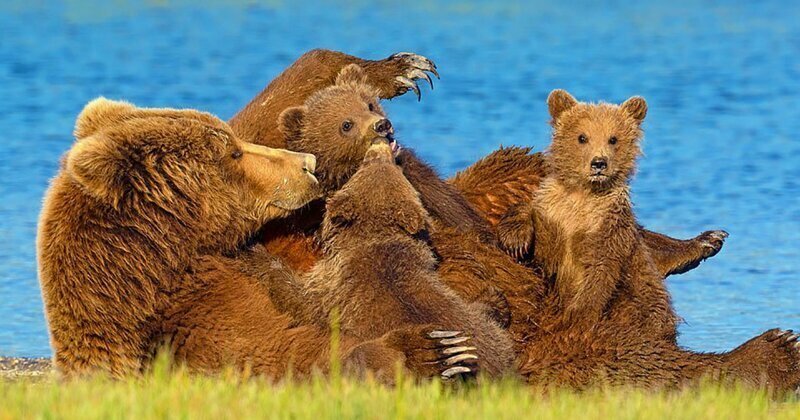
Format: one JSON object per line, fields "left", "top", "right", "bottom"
{"left": 1, "top": 361, "right": 798, "bottom": 420}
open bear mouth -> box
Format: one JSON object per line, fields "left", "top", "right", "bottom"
{"left": 589, "top": 174, "right": 609, "bottom": 183}
{"left": 387, "top": 133, "right": 401, "bottom": 156}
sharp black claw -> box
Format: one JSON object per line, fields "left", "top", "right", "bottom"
{"left": 430, "top": 66, "right": 440, "bottom": 79}
{"left": 395, "top": 76, "right": 421, "bottom": 101}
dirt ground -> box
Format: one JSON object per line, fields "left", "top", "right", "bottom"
{"left": 0, "top": 357, "right": 52, "bottom": 380}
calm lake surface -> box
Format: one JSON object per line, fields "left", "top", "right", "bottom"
{"left": 1, "top": 1, "right": 798, "bottom": 357}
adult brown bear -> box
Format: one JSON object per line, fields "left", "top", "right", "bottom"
{"left": 37, "top": 99, "right": 472, "bottom": 381}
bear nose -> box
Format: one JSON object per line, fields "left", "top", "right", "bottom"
{"left": 373, "top": 118, "right": 393, "bottom": 137}
{"left": 590, "top": 157, "right": 607, "bottom": 172}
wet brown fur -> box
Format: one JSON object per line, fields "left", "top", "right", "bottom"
{"left": 494, "top": 90, "right": 800, "bottom": 392}
{"left": 223, "top": 51, "right": 798, "bottom": 391}
{"left": 450, "top": 147, "right": 726, "bottom": 278}
{"left": 267, "top": 143, "right": 516, "bottom": 378}
{"left": 245, "top": 62, "right": 523, "bottom": 329}
{"left": 162, "top": 253, "right": 463, "bottom": 383}
{"left": 37, "top": 99, "right": 321, "bottom": 378}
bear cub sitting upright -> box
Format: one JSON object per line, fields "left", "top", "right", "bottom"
{"left": 497, "top": 90, "right": 679, "bottom": 336}
{"left": 271, "top": 141, "right": 516, "bottom": 380}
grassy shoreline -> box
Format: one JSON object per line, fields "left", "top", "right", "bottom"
{"left": 1, "top": 363, "right": 798, "bottom": 420}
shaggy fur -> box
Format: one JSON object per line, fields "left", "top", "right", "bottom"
{"left": 250, "top": 64, "right": 515, "bottom": 328}
{"left": 37, "top": 99, "right": 320, "bottom": 378}
{"left": 230, "top": 49, "right": 440, "bottom": 150}
{"left": 450, "top": 147, "right": 727, "bottom": 278}
{"left": 38, "top": 99, "right": 464, "bottom": 382}
{"left": 227, "top": 50, "right": 492, "bottom": 272}
{"left": 162, "top": 253, "right": 469, "bottom": 383}
{"left": 495, "top": 90, "right": 800, "bottom": 393}
{"left": 265, "top": 143, "right": 516, "bottom": 378}
{"left": 224, "top": 50, "right": 793, "bottom": 390}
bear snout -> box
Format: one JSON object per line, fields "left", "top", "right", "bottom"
{"left": 302, "top": 154, "right": 317, "bottom": 175}
{"left": 373, "top": 118, "right": 393, "bottom": 137}
{"left": 590, "top": 157, "right": 608, "bottom": 173}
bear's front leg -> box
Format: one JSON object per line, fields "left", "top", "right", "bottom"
{"left": 639, "top": 228, "right": 728, "bottom": 278}
{"left": 235, "top": 244, "right": 325, "bottom": 326}
{"left": 360, "top": 52, "right": 439, "bottom": 100}
{"left": 496, "top": 202, "right": 537, "bottom": 261}
{"left": 344, "top": 325, "right": 479, "bottom": 383}
{"left": 228, "top": 49, "right": 437, "bottom": 149}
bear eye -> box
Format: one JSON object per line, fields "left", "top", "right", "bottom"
{"left": 609, "top": 136, "right": 618, "bottom": 145}
{"left": 341, "top": 120, "right": 353, "bottom": 132}
{"left": 578, "top": 134, "right": 588, "bottom": 144}
{"left": 231, "top": 149, "right": 243, "bottom": 160}
{"left": 368, "top": 103, "right": 375, "bottom": 112}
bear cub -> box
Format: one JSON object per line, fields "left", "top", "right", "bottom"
{"left": 497, "top": 90, "right": 679, "bottom": 335}
{"left": 274, "top": 141, "right": 516, "bottom": 379}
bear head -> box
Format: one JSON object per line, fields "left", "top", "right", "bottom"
{"left": 278, "top": 64, "right": 398, "bottom": 194}
{"left": 545, "top": 89, "right": 647, "bottom": 192}
{"left": 319, "top": 140, "right": 430, "bottom": 249}
{"left": 66, "top": 98, "right": 321, "bottom": 251}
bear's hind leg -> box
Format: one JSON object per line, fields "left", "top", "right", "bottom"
{"left": 53, "top": 330, "right": 148, "bottom": 379}
{"left": 717, "top": 329, "right": 800, "bottom": 394}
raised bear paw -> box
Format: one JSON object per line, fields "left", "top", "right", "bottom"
{"left": 497, "top": 204, "right": 536, "bottom": 261}
{"left": 363, "top": 140, "right": 395, "bottom": 164}
{"left": 386, "top": 52, "right": 439, "bottom": 101}
{"left": 695, "top": 230, "right": 728, "bottom": 259}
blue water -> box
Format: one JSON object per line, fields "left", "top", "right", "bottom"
{"left": 1, "top": 1, "right": 798, "bottom": 357}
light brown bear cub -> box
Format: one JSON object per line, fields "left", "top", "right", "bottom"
{"left": 497, "top": 90, "right": 679, "bottom": 335}
{"left": 270, "top": 142, "right": 516, "bottom": 379}
{"left": 266, "top": 64, "right": 522, "bottom": 331}
{"left": 498, "top": 90, "right": 800, "bottom": 392}
{"left": 37, "top": 99, "right": 319, "bottom": 378}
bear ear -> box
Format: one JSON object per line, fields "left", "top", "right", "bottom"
{"left": 396, "top": 209, "right": 429, "bottom": 238}
{"left": 336, "top": 64, "right": 369, "bottom": 86}
{"left": 324, "top": 192, "right": 358, "bottom": 227}
{"left": 74, "top": 97, "right": 137, "bottom": 140}
{"left": 621, "top": 96, "right": 647, "bottom": 124}
{"left": 547, "top": 89, "right": 578, "bottom": 123}
{"left": 65, "top": 133, "right": 125, "bottom": 207}
{"left": 278, "top": 106, "right": 307, "bottom": 143}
